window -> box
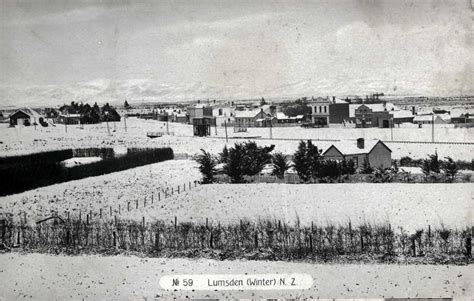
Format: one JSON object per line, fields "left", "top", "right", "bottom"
{"left": 324, "top": 106, "right": 327, "bottom": 113}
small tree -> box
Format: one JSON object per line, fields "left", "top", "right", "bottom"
{"left": 429, "top": 152, "right": 441, "bottom": 173}
{"left": 271, "top": 152, "right": 291, "bottom": 179}
{"left": 124, "top": 100, "right": 131, "bottom": 109}
{"left": 443, "top": 156, "right": 458, "bottom": 182}
{"left": 195, "top": 149, "right": 217, "bottom": 184}
{"left": 219, "top": 145, "right": 229, "bottom": 163}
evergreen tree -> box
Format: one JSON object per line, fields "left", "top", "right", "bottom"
{"left": 219, "top": 145, "right": 229, "bottom": 163}
{"left": 124, "top": 100, "right": 131, "bottom": 108}
{"left": 442, "top": 156, "right": 458, "bottom": 182}
{"left": 428, "top": 152, "right": 441, "bottom": 173}
{"left": 195, "top": 149, "right": 217, "bottom": 184}
{"left": 293, "top": 140, "right": 311, "bottom": 182}
{"left": 271, "top": 152, "right": 291, "bottom": 179}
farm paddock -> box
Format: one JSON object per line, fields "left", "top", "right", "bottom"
{"left": 0, "top": 253, "right": 471, "bottom": 299}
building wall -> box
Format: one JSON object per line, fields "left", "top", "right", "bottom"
{"left": 329, "top": 103, "right": 349, "bottom": 123}
{"left": 368, "top": 143, "right": 392, "bottom": 169}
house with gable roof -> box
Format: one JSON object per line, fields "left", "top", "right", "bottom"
{"left": 323, "top": 138, "right": 392, "bottom": 170}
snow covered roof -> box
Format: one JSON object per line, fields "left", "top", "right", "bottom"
{"left": 390, "top": 110, "right": 414, "bottom": 119}
{"left": 323, "top": 139, "right": 391, "bottom": 156}
{"left": 59, "top": 113, "right": 81, "bottom": 118}
{"left": 413, "top": 114, "right": 450, "bottom": 122}
{"left": 234, "top": 109, "right": 261, "bottom": 118}
{"left": 13, "top": 108, "right": 43, "bottom": 119}
{"left": 276, "top": 112, "right": 288, "bottom": 119}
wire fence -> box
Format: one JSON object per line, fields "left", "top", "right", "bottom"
{"left": 1, "top": 217, "right": 471, "bottom": 261}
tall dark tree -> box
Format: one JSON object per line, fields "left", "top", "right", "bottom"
{"left": 195, "top": 149, "right": 217, "bottom": 184}
{"left": 219, "top": 145, "right": 229, "bottom": 163}
{"left": 124, "top": 100, "right": 131, "bottom": 108}
{"left": 271, "top": 152, "right": 291, "bottom": 179}
{"left": 222, "top": 142, "right": 274, "bottom": 183}
{"left": 443, "top": 157, "right": 458, "bottom": 182}
{"left": 293, "top": 140, "right": 311, "bottom": 182}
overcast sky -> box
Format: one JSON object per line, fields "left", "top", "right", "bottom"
{"left": 1, "top": 0, "right": 472, "bottom": 105}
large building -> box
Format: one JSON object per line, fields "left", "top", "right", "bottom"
{"left": 354, "top": 103, "right": 394, "bottom": 128}
{"left": 187, "top": 104, "right": 213, "bottom": 124}
{"left": 328, "top": 97, "right": 350, "bottom": 123}
{"left": 323, "top": 138, "right": 392, "bottom": 170}
{"left": 307, "top": 97, "right": 330, "bottom": 127}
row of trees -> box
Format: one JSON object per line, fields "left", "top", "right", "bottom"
{"left": 196, "top": 140, "right": 358, "bottom": 184}
{"left": 58, "top": 102, "right": 121, "bottom": 123}
{"left": 196, "top": 141, "right": 463, "bottom": 184}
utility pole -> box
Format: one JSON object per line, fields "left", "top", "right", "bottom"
{"left": 124, "top": 114, "right": 127, "bottom": 132}
{"left": 431, "top": 114, "right": 434, "bottom": 142}
{"left": 269, "top": 118, "right": 273, "bottom": 139}
{"left": 390, "top": 117, "right": 393, "bottom": 141}
{"left": 224, "top": 120, "right": 228, "bottom": 144}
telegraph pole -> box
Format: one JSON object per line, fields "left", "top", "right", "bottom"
{"left": 431, "top": 114, "right": 434, "bottom": 142}
{"left": 124, "top": 114, "right": 127, "bottom": 132}
{"left": 390, "top": 117, "right": 393, "bottom": 141}
{"left": 224, "top": 120, "right": 228, "bottom": 143}
{"left": 269, "top": 118, "right": 273, "bottom": 139}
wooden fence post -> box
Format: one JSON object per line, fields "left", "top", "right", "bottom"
{"left": 119, "top": 204, "right": 121, "bottom": 215}
{"left": 151, "top": 193, "right": 154, "bottom": 204}
{"left": 113, "top": 231, "right": 117, "bottom": 248}
{"left": 177, "top": 186, "right": 180, "bottom": 194}
{"left": 206, "top": 217, "right": 209, "bottom": 229}
{"left": 86, "top": 214, "right": 89, "bottom": 225}
{"left": 144, "top": 197, "right": 146, "bottom": 207}
{"left": 110, "top": 206, "right": 112, "bottom": 216}
{"left": 142, "top": 216, "right": 145, "bottom": 228}
{"left": 136, "top": 200, "right": 138, "bottom": 209}
{"left": 100, "top": 208, "right": 102, "bottom": 219}
{"left": 183, "top": 183, "right": 185, "bottom": 192}
{"left": 158, "top": 192, "right": 161, "bottom": 201}
{"left": 114, "top": 215, "right": 117, "bottom": 226}
{"left": 174, "top": 216, "right": 177, "bottom": 229}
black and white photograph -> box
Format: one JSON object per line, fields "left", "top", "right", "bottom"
{"left": 0, "top": 0, "right": 472, "bottom": 299}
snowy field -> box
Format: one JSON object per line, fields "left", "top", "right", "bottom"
{"left": 115, "top": 182, "right": 472, "bottom": 232}
{"left": 0, "top": 160, "right": 201, "bottom": 223}
{"left": 0, "top": 253, "right": 471, "bottom": 299}
{"left": 0, "top": 118, "right": 472, "bottom": 160}
{"left": 1, "top": 159, "right": 471, "bottom": 232}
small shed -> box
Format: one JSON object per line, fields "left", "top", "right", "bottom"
{"left": 9, "top": 108, "right": 44, "bottom": 127}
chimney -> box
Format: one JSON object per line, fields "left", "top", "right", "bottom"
{"left": 332, "top": 96, "right": 336, "bottom": 103}
{"left": 357, "top": 138, "right": 365, "bottom": 149}
{"left": 412, "top": 106, "right": 416, "bottom": 115}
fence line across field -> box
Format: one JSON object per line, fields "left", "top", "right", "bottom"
{"left": 1, "top": 180, "right": 201, "bottom": 228}
{"left": 1, "top": 216, "right": 471, "bottom": 260}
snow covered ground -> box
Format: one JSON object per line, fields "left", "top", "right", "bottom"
{"left": 0, "top": 253, "right": 471, "bottom": 299}
{"left": 1, "top": 160, "right": 471, "bottom": 231}
{"left": 112, "top": 182, "right": 472, "bottom": 232}
{"left": 0, "top": 118, "right": 472, "bottom": 160}
{"left": 0, "top": 159, "right": 201, "bottom": 223}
